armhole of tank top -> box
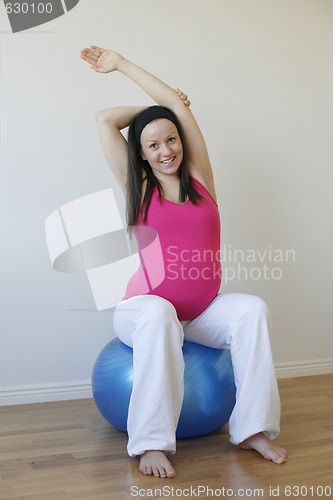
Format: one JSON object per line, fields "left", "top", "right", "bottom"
{"left": 191, "top": 176, "right": 219, "bottom": 207}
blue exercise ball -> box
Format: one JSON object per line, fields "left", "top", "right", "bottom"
{"left": 92, "top": 338, "right": 236, "bottom": 439}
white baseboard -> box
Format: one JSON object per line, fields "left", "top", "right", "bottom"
{"left": 0, "top": 382, "right": 92, "bottom": 407}
{"left": 275, "top": 358, "right": 333, "bottom": 379}
{"left": 1, "top": 359, "right": 333, "bottom": 407}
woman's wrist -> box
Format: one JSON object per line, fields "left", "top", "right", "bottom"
{"left": 113, "top": 53, "right": 127, "bottom": 72}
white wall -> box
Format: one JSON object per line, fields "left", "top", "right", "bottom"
{"left": 1, "top": 0, "right": 332, "bottom": 405}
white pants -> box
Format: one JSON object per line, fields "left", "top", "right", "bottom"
{"left": 113, "top": 293, "right": 280, "bottom": 457}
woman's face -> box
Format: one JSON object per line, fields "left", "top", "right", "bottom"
{"left": 140, "top": 118, "right": 183, "bottom": 181}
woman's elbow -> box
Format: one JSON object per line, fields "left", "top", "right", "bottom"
{"left": 95, "top": 109, "right": 109, "bottom": 124}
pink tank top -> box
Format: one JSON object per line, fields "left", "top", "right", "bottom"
{"left": 122, "top": 177, "right": 222, "bottom": 320}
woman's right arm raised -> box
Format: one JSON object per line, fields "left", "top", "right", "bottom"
{"left": 81, "top": 47, "right": 192, "bottom": 193}
{"left": 95, "top": 106, "right": 144, "bottom": 193}
{"left": 81, "top": 46, "right": 215, "bottom": 199}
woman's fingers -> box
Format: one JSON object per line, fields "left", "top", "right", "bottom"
{"left": 80, "top": 46, "right": 102, "bottom": 62}
{"left": 90, "top": 45, "right": 104, "bottom": 60}
{"left": 80, "top": 48, "right": 95, "bottom": 63}
{"left": 176, "top": 89, "right": 188, "bottom": 100}
{"left": 90, "top": 44, "right": 103, "bottom": 54}
{"left": 80, "top": 46, "right": 105, "bottom": 71}
{"left": 176, "top": 89, "right": 191, "bottom": 107}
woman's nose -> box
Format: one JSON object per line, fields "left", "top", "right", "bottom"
{"left": 160, "top": 143, "right": 171, "bottom": 156}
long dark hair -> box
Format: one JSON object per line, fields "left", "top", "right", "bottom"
{"left": 126, "top": 106, "right": 202, "bottom": 228}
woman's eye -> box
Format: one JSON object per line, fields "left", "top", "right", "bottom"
{"left": 168, "top": 137, "right": 176, "bottom": 143}
{"left": 149, "top": 143, "right": 157, "bottom": 149}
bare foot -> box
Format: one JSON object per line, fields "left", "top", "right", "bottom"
{"left": 239, "top": 432, "right": 288, "bottom": 464}
{"left": 139, "top": 450, "right": 176, "bottom": 478}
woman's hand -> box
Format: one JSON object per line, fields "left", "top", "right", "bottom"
{"left": 176, "top": 89, "right": 191, "bottom": 107}
{"left": 80, "top": 45, "right": 124, "bottom": 73}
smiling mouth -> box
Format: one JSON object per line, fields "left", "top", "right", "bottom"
{"left": 161, "top": 156, "right": 176, "bottom": 165}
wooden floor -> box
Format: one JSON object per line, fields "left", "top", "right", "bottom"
{"left": 1, "top": 374, "right": 332, "bottom": 500}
